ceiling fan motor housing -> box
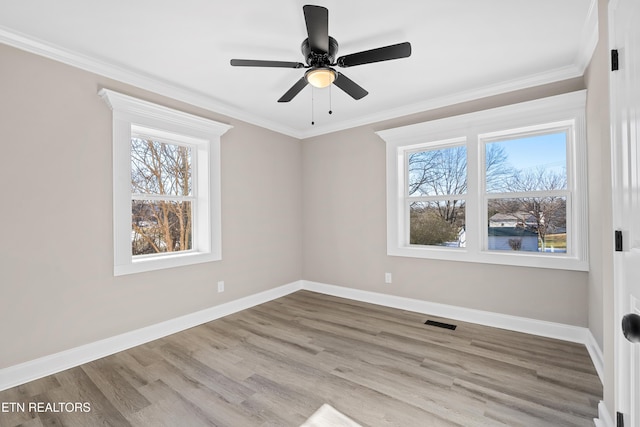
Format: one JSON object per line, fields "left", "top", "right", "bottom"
{"left": 301, "top": 36, "right": 339, "bottom": 67}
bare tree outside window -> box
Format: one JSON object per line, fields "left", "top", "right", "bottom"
{"left": 499, "top": 167, "right": 567, "bottom": 250}
{"left": 407, "top": 145, "right": 466, "bottom": 245}
{"left": 130, "top": 138, "right": 193, "bottom": 255}
{"left": 406, "top": 132, "right": 568, "bottom": 251}
{"left": 486, "top": 132, "right": 568, "bottom": 252}
{"left": 407, "top": 144, "right": 510, "bottom": 246}
{"left": 409, "top": 201, "right": 461, "bottom": 245}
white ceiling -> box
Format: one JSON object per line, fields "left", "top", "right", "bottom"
{"left": 0, "top": 0, "right": 596, "bottom": 138}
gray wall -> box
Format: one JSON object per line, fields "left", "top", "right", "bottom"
{"left": 302, "top": 79, "right": 591, "bottom": 327}
{"left": 0, "top": 43, "right": 303, "bottom": 368}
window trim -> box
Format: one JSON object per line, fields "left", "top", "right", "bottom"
{"left": 100, "top": 89, "right": 232, "bottom": 276}
{"left": 377, "top": 90, "right": 588, "bottom": 271}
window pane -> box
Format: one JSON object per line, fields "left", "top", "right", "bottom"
{"left": 132, "top": 200, "right": 193, "bottom": 255}
{"left": 131, "top": 138, "right": 192, "bottom": 196}
{"left": 408, "top": 145, "right": 467, "bottom": 196}
{"left": 487, "top": 197, "right": 566, "bottom": 253}
{"left": 486, "top": 132, "right": 566, "bottom": 193}
{"left": 410, "top": 201, "right": 465, "bottom": 247}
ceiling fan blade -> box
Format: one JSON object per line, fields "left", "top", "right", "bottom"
{"left": 303, "top": 5, "right": 329, "bottom": 53}
{"left": 278, "top": 77, "right": 308, "bottom": 102}
{"left": 230, "top": 59, "right": 305, "bottom": 68}
{"left": 333, "top": 72, "right": 368, "bottom": 100}
{"left": 337, "top": 42, "right": 412, "bottom": 68}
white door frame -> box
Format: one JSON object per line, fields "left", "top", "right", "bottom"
{"left": 610, "top": 0, "right": 640, "bottom": 425}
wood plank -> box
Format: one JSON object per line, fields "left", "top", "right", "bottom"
{"left": 0, "top": 290, "right": 601, "bottom": 426}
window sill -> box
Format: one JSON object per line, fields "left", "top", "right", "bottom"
{"left": 388, "top": 245, "right": 589, "bottom": 271}
{"left": 115, "top": 251, "right": 220, "bottom": 276}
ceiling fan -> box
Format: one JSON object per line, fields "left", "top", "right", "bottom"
{"left": 230, "top": 5, "right": 412, "bottom": 103}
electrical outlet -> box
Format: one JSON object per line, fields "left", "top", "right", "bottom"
{"left": 385, "top": 272, "right": 392, "bottom": 284}
{"left": 217, "top": 281, "right": 224, "bottom": 293}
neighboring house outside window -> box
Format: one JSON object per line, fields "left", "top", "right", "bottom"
{"left": 488, "top": 227, "right": 539, "bottom": 252}
{"left": 488, "top": 212, "right": 537, "bottom": 229}
{"left": 100, "top": 89, "right": 232, "bottom": 276}
{"left": 378, "top": 91, "right": 588, "bottom": 271}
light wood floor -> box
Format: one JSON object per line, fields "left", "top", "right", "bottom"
{"left": 0, "top": 291, "right": 601, "bottom": 426}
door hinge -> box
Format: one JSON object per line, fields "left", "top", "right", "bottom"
{"left": 612, "top": 49, "right": 619, "bottom": 71}
{"left": 617, "top": 411, "right": 624, "bottom": 427}
{"left": 615, "top": 230, "right": 623, "bottom": 251}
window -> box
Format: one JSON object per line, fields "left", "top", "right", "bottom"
{"left": 378, "top": 91, "right": 588, "bottom": 271}
{"left": 100, "top": 89, "right": 232, "bottom": 275}
{"left": 483, "top": 129, "right": 570, "bottom": 254}
{"left": 130, "top": 132, "right": 194, "bottom": 256}
{"left": 407, "top": 139, "right": 467, "bottom": 248}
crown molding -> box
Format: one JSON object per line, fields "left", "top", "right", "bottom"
{"left": 0, "top": 25, "right": 302, "bottom": 138}
{"left": 299, "top": 64, "right": 584, "bottom": 139}
{"left": 574, "top": 0, "right": 600, "bottom": 72}
{"left": 1, "top": 6, "right": 596, "bottom": 141}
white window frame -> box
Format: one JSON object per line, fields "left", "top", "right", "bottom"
{"left": 377, "top": 90, "right": 588, "bottom": 271}
{"left": 100, "top": 89, "right": 232, "bottom": 276}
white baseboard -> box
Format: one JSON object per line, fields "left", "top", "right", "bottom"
{"left": 585, "top": 330, "right": 605, "bottom": 384}
{"left": 1, "top": 279, "right": 605, "bottom": 395}
{"left": 0, "top": 281, "right": 303, "bottom": 392}
{"left": 594, "top": 401, "right": 614, "bottom": 427}
{"left": 302, "top": 280, "right": 587, "bottom": 342}
{"left": 301, "top": 280, "right": 604, "bottom": 383}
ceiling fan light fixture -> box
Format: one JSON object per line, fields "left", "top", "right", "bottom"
{"left": 230, "top": 5, "right": 411, "bottom": 102}
{"left": 305, "top": 68, "right": 336, "bottom": 88}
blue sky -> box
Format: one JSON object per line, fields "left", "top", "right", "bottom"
{"left": 489, "top": 132, "right": 566, "bottom": 174}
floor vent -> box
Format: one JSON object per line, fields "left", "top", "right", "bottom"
{"left": 424, "top": 320, "right": 457, "bottom": 330}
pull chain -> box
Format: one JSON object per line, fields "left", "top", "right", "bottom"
{"left": 311, "top": 87, "right": 315, "bottom": 125}
{"left": 310, "top": 86, "right": 335, "bottom": 125}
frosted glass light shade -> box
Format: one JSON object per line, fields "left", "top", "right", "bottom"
{"left": 306, "top": 68, "right": 336, "bottom": 88}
